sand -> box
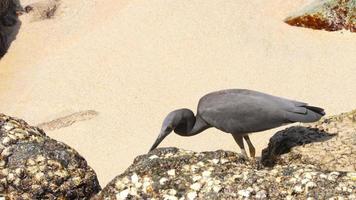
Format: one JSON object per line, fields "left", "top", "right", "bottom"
{"left": 0, "top": 0, "right": 355, "bottom": 185}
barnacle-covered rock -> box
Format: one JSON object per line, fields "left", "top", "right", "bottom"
{"left": 96, "top": 147, "right": 355, "bottom": 199}
{"left": 262, "top": 109, "right": 356, "bottom": 171}
{"left": 0, "top": 113, "right": 101, "bottom": 199}
{"left": 285, "top": 0, "right": 356, "bottom": 32}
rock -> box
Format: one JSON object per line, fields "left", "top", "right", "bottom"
{"left": 262, "top": 109, "right": 356, "bottom": 171}
{"left": 0, "top": 0, "right": 23, "bottom": 58}
{"left": 0, "top": 113, "right": 101, "bottom": 199}
{"left": 0, "top": 0, "right": 20, "bottom": 26}
{"left": 0, "top": 32, "right": 7, "bottom": 57}
{"left": 23, "top": 0, "right": 60, "bottom": 22}
{"left": 284, "top": 0, "right": 356, "bottom": 32}
{"left": 95, "top": 147, "right": 355, "bottom": 199}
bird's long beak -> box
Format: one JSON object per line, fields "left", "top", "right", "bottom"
{"left": 149, "top": 128, "right": 172, "bottom": 152}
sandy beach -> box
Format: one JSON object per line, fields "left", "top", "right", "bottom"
{"left": 0, "top": 0, "right": 355, "bottom": 185}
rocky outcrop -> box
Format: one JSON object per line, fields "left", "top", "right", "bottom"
{"left": 285, "top": 0, "right": 356, "bottom": 32}
{"left": 0, "top": 114, "right": 101, "bottom": 199}
{"left": 96, "top": 149, "right": 355, "bottom": 199}
{"left": 97, "top": 110, "right": 356, "bottom": 199}
{"left": 262, "top": 109, "right": 356, "bottom": 171}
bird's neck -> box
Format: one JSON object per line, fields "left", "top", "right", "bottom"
{"left": 176, "top": 114, "right": 210, "bottom": 136}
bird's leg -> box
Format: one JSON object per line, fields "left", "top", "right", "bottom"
{"left": 232, "top": 134, "right": 248, "bottom": 158}
{"left": 243, "top": 135, "right": 255, "bottom": 158}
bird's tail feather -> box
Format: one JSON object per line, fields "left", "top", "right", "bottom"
{"left": 304, "top": 105, "right": 325, "bottom": 116}
{"left": 286, "top": 105, "right": 325, "bottom": 123}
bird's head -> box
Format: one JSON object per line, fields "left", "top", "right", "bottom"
{"left": 149, "top": 109, "right": 195, "bottom": 152}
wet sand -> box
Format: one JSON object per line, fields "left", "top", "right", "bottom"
{"left": 0, "top": 0, "right": 355, "bottom": 185}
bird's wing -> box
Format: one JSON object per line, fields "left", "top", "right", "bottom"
{"left": 197, "top": 89, "right": 324, "bottom": 134}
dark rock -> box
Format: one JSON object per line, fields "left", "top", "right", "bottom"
{"left": 261, "top": 126, "right": 334, "bottom": 167}
{"left": 285, "top": 0, "right": 356, "bottom": 32}
{"left": 0, "top": 0, "right": 22, "bottom": 58}
{"left": 0, "top": 32, "right": 7, "bottom": 57}
{"left": 0, "top": 0, "right": 21, "bottom": 26}
{"left": 0, "top": 113, "right": 101, "bottom": 199}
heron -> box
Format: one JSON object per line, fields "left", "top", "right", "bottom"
{"left": 149, "top": 89, "right": 325, "bottom": 157}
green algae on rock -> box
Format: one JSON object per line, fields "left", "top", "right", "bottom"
{"left": 0, "top": 113, "right": 101, "bottom": 199}
{"left": 285, "top": 0, "right": 356, "bottom": 32}
{"left": 96, "top": 147, "right": 355, "bottom": 199}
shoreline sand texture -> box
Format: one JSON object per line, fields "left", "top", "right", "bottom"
{"left": 0, "top": 0, "right": 355, "bottom": 185}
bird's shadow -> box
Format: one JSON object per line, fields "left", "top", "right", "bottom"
{"left": 260, "top": 126, "right": 336, "bottom": 167}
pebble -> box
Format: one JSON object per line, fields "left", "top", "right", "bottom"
{"left": 2, "top": 123, "right": 14, "bottom": 131}
{"left": 319, "top": 174, "right": 328, "bottom": 179}
{"left": 15, "top": 168, "right": 24, "bottom": 177}
{"left": 305, "top": 181, "right": 316, "bottom": 192}
{"left": 289, "top": 177, "right": 297, "bottom": 184}
{"left": 167, "top": 169, "right": 176, "bottom": 177}
{"left": 149, "top": 155, "right": 159, "bottom": 159}
{"left": 304, "top": 173, "right": 313, "bottom": 179}
{"left": 7, "top": 173, "right": 15, "bottom": 182}
{"left": 346, "top": 172, "right": 356, "bottom": 181}
{"left": 202, "top": 170, "right": 211, "bottom": 178}
{"left": 293, "top": 185, "right": 303, "bottom": 193}
{"left": 163, "top": 195, "right": 178, "bottom": 200}
{"left": 190, "top": 183, "right": 201, "bottom": 191}
{"left": 0, "top": 160, "right": 5, "bottom": 168}
{"left": 159, "top": 177, "right": 168, "bottom": 185}
{"left": 301, "top": 178, "right": 310, "bottom": 185}
{"left": 211, "top": 159, "right": 219, "bottom": 164}
{"left": 131, "top": 173, "right": 139, "bottom": 184}
{"left": 168, "top": 189, "right": 177, "bottom": 195}
{"left": 212, "top": 185, "right": 222, "bottom": 193}
{"left": 192, "top": 175, "right": 201, "bottom": 182}
{"left": 115, "top": 180, "right": 125, "bottom": 190}
{"left": 35, "top": 172, "right": 45, "bottom": 181}
{"left": 328, "top": 172, "right": 340, "bottom": 181}
{"left": 255, "top": 190, "right": 267, "bottom": 199}
{"left": 1, "top": 147, "right": 12, "bottom": 157}
{"left": 35, "top": 155, "right": 46, "bottom": 162}
{"left": 220, "top": 158, "right": 229, "bottom": 164}
{"left": 2, "top": 137, "right": 11, "bottom": 145}
{"left": 238, "top": 189, "right": 251, "bottom": 197}
{"left": 187, "top": 191, "right": 197, "bottom": 200}
{"left": 129, "top": 187, "right": 138, "bottom": 196}
{"left": 117, "top": 189, "right": 129, "bottom": 200}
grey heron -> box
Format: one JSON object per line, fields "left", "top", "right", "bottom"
{"left": 149, "top": 89, "right": 325, "bottom": 157}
